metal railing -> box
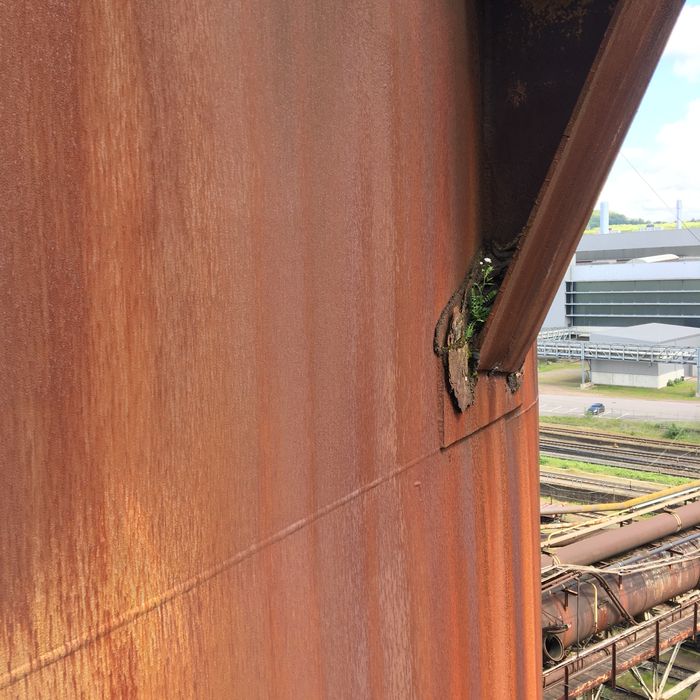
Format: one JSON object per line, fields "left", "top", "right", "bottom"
{"left": 537, "top": 338, "right": 699, "bottom": 365}
{"left": 543, "top": 593, "right": 700, "bottom": 699}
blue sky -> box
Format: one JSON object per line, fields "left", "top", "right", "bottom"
{"left": 600, "top": 1, "right": 700, "bottom": 221}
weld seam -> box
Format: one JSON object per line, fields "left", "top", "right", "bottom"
{"left": 1, "top": 448, "right": 437, "bottom": 689}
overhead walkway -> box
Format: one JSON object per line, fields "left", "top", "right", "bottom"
{"left": 537, "top": 328, "right": 699, "bottom": 365}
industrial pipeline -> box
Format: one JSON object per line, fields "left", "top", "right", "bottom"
{"left": 542, "top": 533, "right": 700, "bottom": 661}
{"left": 541, "top": 479, "right": 700, "bottom": 517}
{"left": 541, "top": 498, "right": 700, "bottom": 663}
{"left": 542, "top": 499, "right": 700, "bottom": 662}
{"left": 541, "top": 499, "right": 700, "bottom": 570}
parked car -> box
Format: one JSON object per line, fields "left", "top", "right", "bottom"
{"left": 586, "top": 402, "right": 605, "bottom": 415}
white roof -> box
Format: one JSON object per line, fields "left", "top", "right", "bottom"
{"left": 588, "top": 323, "right": 700, "bottom": 345}
{"left": 579, "top": 228, "right": 700, "bottom": 252}
{"left": 571, "top": 259, "right": 699, "bottom": 282}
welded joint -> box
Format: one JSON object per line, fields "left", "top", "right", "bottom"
{"left": 580, "top": 581, "right": 599, "bottom": 634}
{"left": 670, "top": 511, "right": 684, "bottom": 531}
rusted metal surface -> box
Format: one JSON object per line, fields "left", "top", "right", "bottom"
{"left": 0, "top": 2, "right": 542, "bottom": 697}
{"left": 544, "top": 594, "right": 700, "bottom": 699}
{"left": 479, "top": 0, "right": 617, "bottom": 249}
{"left": 542, "top": 500, "right": 700, "bottom": 569}
{"left": 0, "top": 1, "right": 682, "bottom": 697}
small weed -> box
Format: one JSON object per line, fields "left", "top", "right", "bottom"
{"left": 434, "top": 249, "right": 507, "bottom": 411}
{"left": 463, "top": 258, "right": 498, "bottom": 344}
{"left": 664, "top": 423, "right": 684, "bottom": 440}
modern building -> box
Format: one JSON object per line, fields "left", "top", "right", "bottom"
{"left": 544, "top": 228, "right": 700, "bottom": 329}
{"left": 587, "top": 324, "right": 700, "bottom": 388}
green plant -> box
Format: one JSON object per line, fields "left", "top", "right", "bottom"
{"left": 433, "top": 251, "right": 504, "bottom": 411}
{"left": 664, "top": 423, "right": 684, "bottom": 440}
{"left": 463, "top": 259, "right": 497, "bottom": 343}
{"left": 540, "top": 456, "right": 689, "bottom": 487}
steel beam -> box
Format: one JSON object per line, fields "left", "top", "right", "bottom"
{"left": 479, "top": 1, "right": 683, "bottom": 373}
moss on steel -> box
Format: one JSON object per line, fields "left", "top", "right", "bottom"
{"left": 434, "top": 246, "right": 516, "bottom": 410}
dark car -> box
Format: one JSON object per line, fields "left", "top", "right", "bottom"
{"left": 586, "top": 402, "right": 605, "bottom": 415}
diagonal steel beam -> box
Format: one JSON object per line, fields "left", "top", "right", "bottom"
{"left": 477, "top": 1, "right": 683, "bottom": 373}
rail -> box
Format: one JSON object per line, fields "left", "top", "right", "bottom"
{"left": 539, "top": 425, "right": 700, "bottom": 479}
{"left": 538, "top": 328, "right": 579, "bottom": 341}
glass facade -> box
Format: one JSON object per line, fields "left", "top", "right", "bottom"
{"left": 566, "top": 280, "right": 700, "bottom": 327}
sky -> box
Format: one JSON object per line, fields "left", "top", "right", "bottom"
{"left": 600, "top": 1, "right": 700, "bottom": 222}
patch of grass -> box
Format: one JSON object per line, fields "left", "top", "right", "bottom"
{"left": 541, "top": 415, "right": 700, "bottom": 445}
{"left": 538, "top": 370, "right": 581, "bottom": 387}
{"left": 537, "top": 367, "right": 699, "bottom": 400}
{"left": 540, "top": 456, "right": 690, "bottom": 487}
{"left": 585, "top": 222, "right": 680, "bottom": 234}
{"left": 592, "top": 380, "right": 698, "bottom": 401}
{"left": 614, "top": 667, "right": 693, "bottom": 700}
{"left": 537, "top": 360, "right": 580, "bottom": 373}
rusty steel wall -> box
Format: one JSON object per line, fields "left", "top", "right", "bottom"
{"left": 1, "top": 2, "right": 544, "bottom": 697}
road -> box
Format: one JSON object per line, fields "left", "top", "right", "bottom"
{"left": 540, "top": 390, "right": 700, "bottom": 422}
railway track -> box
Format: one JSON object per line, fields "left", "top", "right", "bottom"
{"left": 540, "top": 467, "right": 657, "bottom": 504}
{"left": 540, "top": 424, "right": 700, "bottom": 479}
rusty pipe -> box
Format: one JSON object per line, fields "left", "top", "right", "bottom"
{"left": 542, "top": 537, "right": 700, "bottom": 655}
{"left": 542, "top": 499, "right": 700, "bottom": 569}
{"left": 543, "top": 601, "right": 700, "bottom": 695}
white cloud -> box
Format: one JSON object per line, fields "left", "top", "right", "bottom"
{"left": 602, "top": 99, "right": 700, "bottom": 221}
{"left": 665, "top": 5, "right": 700, "bottom": 82}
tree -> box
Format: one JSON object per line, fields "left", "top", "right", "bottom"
{"left": 586, "top": 210, "right": 645, "bottom": 229}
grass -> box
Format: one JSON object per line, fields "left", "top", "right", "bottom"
{"left": 615, "top": 669, "right": 692, "bottom": 700}
{"left": 540, "top": 456, "right": 690, "bottom": 487}
{"left": 537, "top": 363, "right": 699, "bottom": 401}
{"left": 589, "top": 380, "right": 698, "bottom": 401}
{"left": 541, "top": 415, "right": 700, "bottom": 444}
{"left": 584, "top": 222, "right": 681, "bottom": 234}
{"left": 537, "top": 360, "right": 580, "bottom": 373}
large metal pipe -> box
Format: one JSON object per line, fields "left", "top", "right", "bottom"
{"left": 542, "top": 499, "right": 700, "bottom": 569}
{"left": 542, "top": 537, "right": 700, "bottom": 658}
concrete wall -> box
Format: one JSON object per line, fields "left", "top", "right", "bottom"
{"left": 591, "top": 359, "right": 684, "bottom": 388}
{"left": 542, "top": 264, "right": 572, "bottom": 328}
{"left": 542, "top": 278, "right": 567, "bottom": 328}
